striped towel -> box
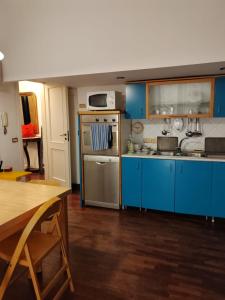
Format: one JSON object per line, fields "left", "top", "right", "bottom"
{"left": 91, "top": 124, "right": 112, "bottom": 151}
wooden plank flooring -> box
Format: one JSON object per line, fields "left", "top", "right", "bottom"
{"left": 1, "top": 191, "right": 225, "bottom": 299}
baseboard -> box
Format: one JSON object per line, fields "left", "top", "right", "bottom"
{"left": 72, "top": 183, "right": 80, "bottom": 192}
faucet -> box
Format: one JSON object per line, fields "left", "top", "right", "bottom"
{"left": 176, "top": 137, "right": 189, "bottom": 154}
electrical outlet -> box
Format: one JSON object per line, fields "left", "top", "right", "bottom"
{"left": 79, "top": 103, "right": 86, "bottom": 109}
{"left": 144, "top": 137, "right": 157, "bottom": 143}
{"left": 12, "top": 137, "right": 18, "bottom": 143}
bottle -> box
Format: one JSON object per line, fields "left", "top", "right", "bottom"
{"left": 127, "top": 135, "right": 134, "bottom": 153}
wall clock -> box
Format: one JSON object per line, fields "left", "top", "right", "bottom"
{"left": 132, "top": 121, "right": 144, "bottom": 134}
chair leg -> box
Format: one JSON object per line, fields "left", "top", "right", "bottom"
{"left": 59, "top": 239, "right": 75, "bottom": 292}
{"left": 0, "top": 261, "right": 17, "bottom": 300}
{"left": 55, "top": 217, "right": 74, "bottom": 292}
{"left": 24, "top": 245, "right": 43, "bottom": 300}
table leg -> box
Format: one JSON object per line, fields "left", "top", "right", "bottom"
{"left": 60, "top": 196, "right": 69, "bottom": 253}
{"left": 37, "top": 140, "right": 43, "bottom": 174}
{"left": 23, "top": 141, "right": 30, "bottom": 171}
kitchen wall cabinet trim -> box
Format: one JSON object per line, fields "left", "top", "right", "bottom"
{"left": 146, "top": 77, "right": 215, "bottom": 119}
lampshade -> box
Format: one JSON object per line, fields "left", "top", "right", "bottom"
{"left": 0, "top": 51, "right": 5, "bottom": 61}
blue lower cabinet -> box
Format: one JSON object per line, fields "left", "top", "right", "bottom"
{"left": 175, "top": 161, "right": 212, "bottom": 216}
{"left": 212, "top": 162, "right": 225, "bottom": 218}
{"left": 142, "top": 159, "right": 175, "bottom": 212}
{"left": 122, "top": 157, "right": 142, "bottom": 208}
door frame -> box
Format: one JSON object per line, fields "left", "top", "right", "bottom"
{"left": 43, "top": 84, "right": 71, "bottom": 187}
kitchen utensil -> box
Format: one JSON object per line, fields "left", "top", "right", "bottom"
{"left": 142, "top": 144, "right": 150, "bottom": 153}
{"left": 0, "top": 160, "right": 3, "bottom": 172}
{"left": 127, "top": 138, "right": 134, "bottom": 153}
{"left": 196, "top": 118, "right": 202, "bottom": 133}
{"left": 162, "top": 118, "right": 171, "bottom": 136}
{"left": 189, "top": 150, "right": 205, "bottom": 157}
{"left": 192, "top": 118, "right": 202, "bottom": 137}
{"left": 186, "top": 118, "right": 193, "bottom": 137}
{"left": 141, "top": 148, "right": 149, "bottom": 154}
{"left": 169, "top": 106, "right": 174, "bottom": 114}
{"left": 134, "top": 143, "right": 142, "bottom": 152}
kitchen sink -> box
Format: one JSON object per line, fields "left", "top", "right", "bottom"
{"left": 155, "top": 151, "right": 205, "bottom": 158}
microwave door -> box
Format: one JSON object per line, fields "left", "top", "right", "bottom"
{"left": 89, "top": 94, "right": 107, "bottom": 109}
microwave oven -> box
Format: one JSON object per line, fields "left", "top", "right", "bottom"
{"left": 86, "top": 91, "right": 123, "bottom": 111}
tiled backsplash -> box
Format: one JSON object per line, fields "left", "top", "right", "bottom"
{"left": 132, "top": 118, "right": 225, "bottom": 151}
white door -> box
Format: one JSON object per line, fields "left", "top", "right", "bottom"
{"left": 44, "top": 85, "right": 71, "bottom": 187}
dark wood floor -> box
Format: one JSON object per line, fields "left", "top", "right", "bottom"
{"left": 2, "top": 191, "right": 225, "bottom": 299}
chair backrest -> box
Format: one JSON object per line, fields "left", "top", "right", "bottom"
{"left": 10, "top": 197, "right": 62, "bottom": 264}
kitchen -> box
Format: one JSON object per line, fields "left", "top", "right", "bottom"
{"left": 1, "top": 1, "right": 225, "bottom": 298}
{"left": 79, "top": 76, "right": 225, "bottom": 223}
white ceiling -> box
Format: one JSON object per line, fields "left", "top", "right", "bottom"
{"left": 36, "top": 61, "right": 225, "bottom": 88}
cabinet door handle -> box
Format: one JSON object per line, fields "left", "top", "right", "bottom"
{"left": 217, "top": 104, "right": 221, "bottom": 114}
{"left": 96, "top": 162, "right": 107, "bottom": 165}
{"left": 136, "top": 161, "right": 139, "bottom": 170}
{"left": 180, "top": 165, "right": 183, "bottom": 173}
{"left": 137, "top": 160, "right": 141, "bottom": 170}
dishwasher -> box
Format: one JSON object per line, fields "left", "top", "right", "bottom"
{"left": 84, "top": 155, "right": 120, "bottom": 209}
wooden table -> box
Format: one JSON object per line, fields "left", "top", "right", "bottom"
{"left": 0, "top": 171, "right": 32, "bottom": 181}
{"left": 0, "top": 180, "right": 70, "bottom": 249}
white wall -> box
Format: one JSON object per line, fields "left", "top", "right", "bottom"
{"left": 1, "top": 0, "right": 225, "bottom": 81}
{"left": 0, "top": 82, "right": 23, "bottom": 170}
{"left": 0, "top": 62, "right": 2, "bottom": 82}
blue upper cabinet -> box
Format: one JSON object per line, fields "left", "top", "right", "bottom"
{"left": 175, "top": 161, "right": 212, "bottom": 216}
{"left": 125, "top": 83, "right": 146, "bottom": 119}
{"left": 212, "top": 162, "right": 225, "bottom": 218}
{"left": 142, "top": 159, "right": 175, "bottom": 212}
{"left": 122, "top": 157, "right": 142, "bottom": 208}
{"left": 214, "top": 77, "right": 225, "bottom": 117}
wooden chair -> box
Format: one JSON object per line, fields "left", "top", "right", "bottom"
{"left": 0, "top": 197, "right": 74, "bottom": 300}
{"left": 29, "top": 179, "right": 61, "bottom": 234}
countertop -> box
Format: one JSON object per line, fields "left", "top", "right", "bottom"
{"left": 122, "top": 153, "right": 225, "bottom": 163}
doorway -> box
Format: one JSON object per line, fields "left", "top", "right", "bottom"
{"left": 19, "top": 81, "right": 45, "bottom": 175}
{"left": 18, "top": 81, "right": 73, "bottom": 187}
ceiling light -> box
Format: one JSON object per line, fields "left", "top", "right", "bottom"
{"left": 0, "top": 51, "right": 4, "bottom": 61}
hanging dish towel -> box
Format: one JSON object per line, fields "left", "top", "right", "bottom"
{"left": 91, "top": 124, "right": 113, "bottom": 151}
